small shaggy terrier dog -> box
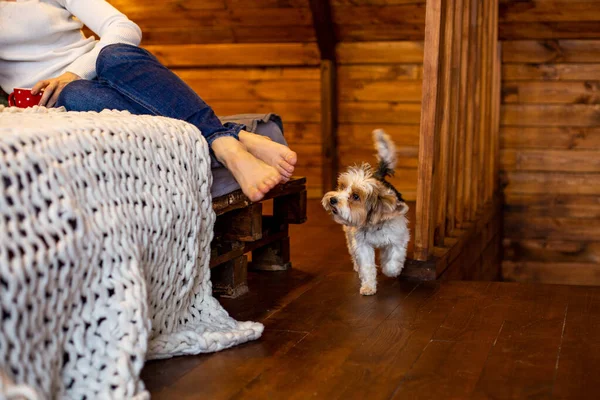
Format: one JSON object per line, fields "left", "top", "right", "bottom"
{"left": 322, "top": 129, "right": 410, "bottom": 295}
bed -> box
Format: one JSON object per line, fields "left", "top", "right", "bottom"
{"left": 0, "top": 106, "right": 306, "bottom": 399}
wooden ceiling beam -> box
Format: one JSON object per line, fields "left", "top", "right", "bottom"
{"left": 308, "top": 0, "right": 337, "bottom": 61}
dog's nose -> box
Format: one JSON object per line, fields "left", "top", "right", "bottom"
{"left": 330, "top": 197, "right": 338, "bottom": 205}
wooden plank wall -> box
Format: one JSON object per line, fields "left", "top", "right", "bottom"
{"left": 108, "top": 0, "right": 316, "bottom": 44}
{"left": 499, "top": 0, "right": 600, "bottom": 40}
{"left": 499, "top": 0, "right": 600, "bottom": 285}
{"left": 332, "top": 0, "right": 426, "bottom": 41}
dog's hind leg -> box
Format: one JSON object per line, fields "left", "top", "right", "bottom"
{"left": 381, "top": 243, "right": 407, "bottom": 278}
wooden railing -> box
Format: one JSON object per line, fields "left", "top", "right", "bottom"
{"left": 414, "top": 0, "right": 501, "bottom": 262}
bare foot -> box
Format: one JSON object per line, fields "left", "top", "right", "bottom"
{"left": 239, "top": 130, "right": 297, "bottom": 181}
{"left": 212, "top": 137, "right": 281, "bottom": 202}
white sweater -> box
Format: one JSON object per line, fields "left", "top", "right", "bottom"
{"left": 0, "top": 0, "right": 142, "bottom": 94}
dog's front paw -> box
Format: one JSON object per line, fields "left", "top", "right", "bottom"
{"left": 360, "top": 285, "right": 377, "bottom": 296}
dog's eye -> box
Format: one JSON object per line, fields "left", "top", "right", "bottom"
{"left": 352, "top": 193, "right": 360, "bottom": 201}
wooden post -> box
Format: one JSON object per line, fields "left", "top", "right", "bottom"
{"left": 489, "top": 0, "right": 501, "bottom": 198}
{"left": 212, "top": 255, "right": 249, "bottom": 298}
{"left": 214, "top": 202, "right": 263, "bottom": 242}
{"left": 274, "top": 190, "right": 308, "bottom": 224}
{"left": 462, "top": 0, "right": 479, "bottom": 224}
{"left": 454, "top": 0, "right": 472, "bottom": 230}
{"left": 251, "top": 237, "right": 291, "bottom": 271}
{"left": 470, "top": 0, "right": 484, "bottom": 220}
{"left": 446, "top": 0, "right": 465, "bottom": 236}
{"left": 309, "top": 0, "right": 338, "bottom": 192}
{"left": 320, "top": 60, "right": 338, "bottom": 192}
{"left": 477, "top": 0, "right": 490, "bottom": 212}
{"left": 487, "top": 0, "right": 495, "bottom": 206}
{"left": 415, "top": 0, "right": 445, "bottom": 261}
{"left": 492, "top": 44, "right": 501, "bottom": 195}
{"left": 433, "top": 0, "right": 452, "bottom": 245}
{"left": 434, "top": 0, "right": 457, "bottom": 246}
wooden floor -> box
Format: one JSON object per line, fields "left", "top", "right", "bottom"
{"left": 142, "top": 200, "right": 600, "bottom": 399}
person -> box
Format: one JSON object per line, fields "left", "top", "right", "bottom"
{"left": 0, "top": 0, "right": 297, "bottom": 202}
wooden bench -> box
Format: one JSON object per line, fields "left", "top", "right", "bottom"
{"left": 209, "top": 177, "right": 307, "bottom": 298}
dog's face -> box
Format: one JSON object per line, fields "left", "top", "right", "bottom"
{"left": 322, "top": 163, "right": 402, "bottom": 228}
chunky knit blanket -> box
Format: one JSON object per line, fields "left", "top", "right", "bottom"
{"left": 0, "top": 106, "right": 263, "bottom": 399}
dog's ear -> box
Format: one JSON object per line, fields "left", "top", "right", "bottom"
{"left": 366, "top": 186, "right": 398, "bottom": 224}
{"left": 378, "top": 191, "right": 398, "bottom": 214}
{"left": 397, "top": 201, "right": 409, "bottom": 215}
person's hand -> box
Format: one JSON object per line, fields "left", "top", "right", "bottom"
{"left": 32, "top": 71, "right": 81, "bottom": 107}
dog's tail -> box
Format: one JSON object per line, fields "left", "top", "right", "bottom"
{"left": 372, "top": 129, "right": 397, "bottom": 179}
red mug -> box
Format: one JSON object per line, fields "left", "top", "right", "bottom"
{"left": 8, "top": 88, "right": 42, "bottom": 108}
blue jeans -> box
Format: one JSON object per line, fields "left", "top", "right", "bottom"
{"left": 56, "top": 43, "right": 244, "bottom": 145}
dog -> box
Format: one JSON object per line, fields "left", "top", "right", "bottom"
{"left": 322, "top": 129, "right": 410, "bottom": 295}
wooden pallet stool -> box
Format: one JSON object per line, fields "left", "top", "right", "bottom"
{"left": 209, "top": 177, "right": 307, "bottom": 298}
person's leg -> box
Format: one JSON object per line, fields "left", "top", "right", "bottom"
{"left": 56, "top": 79, "right": 149, "bottom": 113}
{"left": 95, "top": 44, "right": 237, "bottom": 144}
{"left": 95, "top": 44, "right": 296, "bottom": 182}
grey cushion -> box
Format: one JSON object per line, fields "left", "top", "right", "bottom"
{"left": 211, "top": 113, "right": 287, "bottom": 198}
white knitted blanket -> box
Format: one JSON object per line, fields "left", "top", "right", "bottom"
{"left": 0, "top": 107, "right": 263, "bottom": 399}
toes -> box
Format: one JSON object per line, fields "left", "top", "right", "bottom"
{"left": 267, "top": 176, "right": 280, "bottom": 188}
{"left": 284, "top": 151, "right": 297, "bottom": 166}
{"left": 277, "top": 164, "right": 293, "bottom": 178}
{"left": 246, "top": 187, "right": 264, "bottom": 202}
{"left": 257, "top": 176, "right": 279, "bottom": 194}
{"left": 278, "top": 159, "right": 295, "bottom": 174}
{"left": 257, "top": 181, "right": 271, "bottom": 194}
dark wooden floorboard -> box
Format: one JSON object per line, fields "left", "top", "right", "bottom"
{"left": 151, "top": 329, "right": 307, "bottom": 399}
{"left": 432, "top": 282, "right": 505, "bottom": 343}
{"left": 392, "top": 340, "right": 494, "bottom": 400}
{"left": 329, "top": 282, "right": 452, "bottom": 400}
{"left": 389, "top": 282, "right": 507, "bottom": 399}
{"left": 552, "top": 288, "right": 600, "bottom": 400}
{"left": 472, "top": 284, "right": 571, "bottom": 400}
{"left": 230, "top": 275, "right": 417, "bottom": 400}
{"left": 142, "top": 200, "right": 600, "bottom": 399}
